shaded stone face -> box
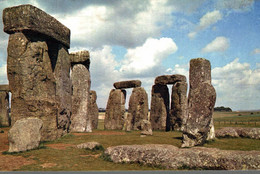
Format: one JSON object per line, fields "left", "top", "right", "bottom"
{"left": 70, "top": 64, "right": 91, "bottom": 132}
{"left": 70, "top": 51, "right": 90, "bottom": 69}
{"left": 150, "top": 84, "right": 169, "bottom": 131}
{"left": 0, "top": 89, "right": 10, "bottom": 127}
{"left": 89, "top": 90, "right": 99, "bottom": 129}
{"left": 113, "top": 80, "right": 141, "bottom": 89}
{"left": 128, "top": 87, "right": 149, "bottom": 130}
{"left": 8, "top": 117, "right": 43, "bottom": 152}
{"left": 104, "top": 89, "right": 126, "bottom": 130}
{"left": 169, "top": 81, "right": 187, "bottom": 131}
{"left": 154, "top": 74, "right": 186, "bottom": 85}
{"left": 182, "top": 58, "right": 216, "bottom": 147}
{"left": 3, "top": 4, "right": 70, "bottom": 48}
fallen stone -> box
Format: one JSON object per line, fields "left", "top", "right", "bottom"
{"left": 140, "top": 120, "right": 152, "bottom": 136}
{"left": 104, "top": 89, "right": 126, "bottom": 130}
{"left": 105, "top": 144, "right": 260, "bottom": 170}
{"left": 8, "top": 117, "right": 43, "bottom": 152}
{"left": 216, "top": 127, "right": 260, "bottom": 139}
{"left": 76, "top": 142, "right": 102, "bottom": 150}
{"left": 113, "top": 80, "right": 141, "bottom": 89}
{"left": 89, "top": 90, "right": 99, "bottom": 129}
{"left": 3, "top": 4, "right": 70, "bottom": 48}
{"left": 150, "top": 84, "right": 169, "bottom": 131}
{"left": 128, "top": 87, "right": 149, "bottom": 130}
{"left": 154, "top": 74, "right": 186, "bottom": 85}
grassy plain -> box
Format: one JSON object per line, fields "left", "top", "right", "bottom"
{"left": 0, "top": 111, "right": 259, "bottom": 171}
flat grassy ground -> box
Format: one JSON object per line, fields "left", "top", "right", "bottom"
{"left": 0, "top": 111, "right": 259, "bottom": 171}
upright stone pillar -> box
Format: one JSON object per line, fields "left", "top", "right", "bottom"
{"left": 3, "top": 5, "right": 71, "bottom": 141}
{"left": 0, "top": 85, "right": 10, "bottom": 127}
{"left": 70, "top": 51, "right": 92, "bottom": 132}
{"left": 89, "top": 90, "right": 99, "bottom": 129}
{"left": 128, "top": 87, "right": 149, "bottom": 130}
{"left": 150, "top": 84, "right": 169, "bottom": 131}
{"left": 104, "top": 89, "right": 126, "bottom": 130}
{"left": 182, "top": 58, "right": 216, "bottom": 147}
{"left": 170, "top": 81, "right": 187, "bottom": 131}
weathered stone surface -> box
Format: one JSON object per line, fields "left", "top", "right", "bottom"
{"left": 140, "top": 120, "right": 152, "bottom": 136}
{"left": 104, "top": 89, "right": 126, "bottom": 130}
{"left": 89, "top": 90, "right": 99, "bottom": 129}
{"left": 182, "top": 58, "right": 216, "bottom": 147}
{"left": 113, "top": 80, "right": 141, "bottom": 89}
{"left": 154, "top": 74, "right": 186, "bottom": 85}
{"left": 8, "top": 117, "right": 43, "bottom": 152}
{"left": 128, "top": 87, "right": 149, "bottom": 130}
{"left": 169, "top": 81, "right": 187, "bottom": 131}
{"left": 76, "top": 142, "right": 101, "bottom": 150}
{"left": 150, "top": 84, "right": 169, "bottom": 131}
{"left": 0, "top": 85, "right": 9, "bottom": 91}
{"left": 105, "top": 144, "right": 260, "bottom": 170}
{"left": 0, "top": 90, "right": 10, "bottom": 127}
{"left": 70, "top": 51, "right": 90, "bottom": 69}
{"left": 70, "top": 63, "right": 91, "bottom": 132}
{"left": 3, "top": 4, "right": 70, "bottom": 48}
{"left": 216, "top": 127, "right": 260, "bottom": 139}
{"left": 7, "top": 32, "right": 59, "bottom": 141}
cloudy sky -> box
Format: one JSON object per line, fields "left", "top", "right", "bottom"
{"left": 0, "top": 0, "right": 259, "bottom": 111}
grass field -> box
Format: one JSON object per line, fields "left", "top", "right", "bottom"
{"left": 0, "top": 111, "right": 259, "bottom": 171}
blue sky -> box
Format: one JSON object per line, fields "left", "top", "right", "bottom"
{"left": 0, "top": 0, "right": 259, "bottom": 111}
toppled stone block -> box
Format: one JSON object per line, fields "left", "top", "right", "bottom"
{"left": 150, "top": 84, "right": 169, "bottom": 131}
{"left": 216, "top": 127, "right": 260, "bottom": 139}
{"left": 8, "top": 117, "right": 43, "bottom": 152}
{"left": 128, "top": 87, "right": 148, "bottom": 130}
{"left": 105, "top": 144, "right": 260, "bottom": 170}
{"left": 154, "top": 74, "right": 186, "bottom": 85}
{"left": 113, "top": 80, "right": 141, "bottom": 89}
{"left": 76, "top": 142, "right": 102, "bottom": 150}
{"left": 104, "top": 89, "right": 126, "bottom": 130}
{"left": 3, "top": 4, "right": 70, "bottom": 48}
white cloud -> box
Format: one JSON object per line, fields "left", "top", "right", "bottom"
{"left": 252, "top": 48, "right": 260, "bottom": 54}
{"left": 216, "top": 0, "right": 254, "bottom": 12}
{"left": 188, "top": 10, "right": 222, "bottom": 39}
{"left": 212, "top": 58, "right": 260, "bottom": 110}
{"left": 120, "top": 37, "right": 178, "bottom": 77}
{"left": 202, "top": 36, "right": 230, "bottom": 53}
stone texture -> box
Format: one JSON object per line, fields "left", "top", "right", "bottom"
{"left": 70, "top": 51, "right": 90, "bottom": 69}
{"left": 105, "top": 144, "right": 260, "bottom": 170}
{"left": 124, "top": 113, "right": 133, "bottom": 132}
{"left": 182, "top": 58, "right": 216, "bottom": 147}
{"left": 113, "top": 80, "right": 141, "bottom": 89}
{"left": 0, "top": 86, "right": 10, "bottom": 127}
{"left": 89, "top": 90, "right": 99, "bottom": 129}
{"left": 8, "top": 117, "right": 43, "bottom": 152}
{"left": 3, "top": 4, "right": 70, "bottom": 48}
{"left": 154, "top": 74, "right": 186, "bottom": 85}
{"left": 169, "top": 81, "right": 187, "bottom": 131}
{"left": 150, "top": 84, "right": 169, "bottom": 131}
{"left": 104, "top": 89, "right": 126, "bottom": 130}
{"left": 216, "top": 127, "right": 260, "bottom": 139}
{"left": 76, "top": 142, "right": 101, "bottom": 150}
{"left": 140, "top": 120, "right": 153, "bottom": 136}
{"left": 128, "top": 87, "right": 149, "bottom": 130}
{"left": 70, "top": 61, "right": 91, "bottom": 132}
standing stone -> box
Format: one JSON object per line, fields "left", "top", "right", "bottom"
{"left": 104, "top": 89, "right": 126, "bottom": 130}
{"left": 3, "top": 5, "right": 71, "bottom": 141}
{"left": 0, "top": 85, "right": 10, "bottom": 127}
{"left": 89, "top": 90, "right": 99, "bottom": 129}
{"left": 70, "top": 51, "right": 92, "bottom": 132}
{"left": 169, "top": 81, "right": 187, "bottom": 131}
{"left": 125, "top": 113, "right": 133, "bottom": 132}
{"left": 128, "top": 87, "right": 148, "bottom": 130}
{"left": 182, "top": 58, "right": 216, "bottom": 147}
{"left": 8, "top": 117, "right": 43, "bottom": 152}
{"left": 150, "top": 84, "right": 169, "bottom": 131}
{"left": 140, "top": 120, "right": 153, "bottom": 136}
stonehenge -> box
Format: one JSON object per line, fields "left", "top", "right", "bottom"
{"left": 3, "top": 4, "right": 71, "bottom": 141}
{"left": 105, "top": 80, "right": 149, "bottom": 131}
{"left": 0, "top": 85, "right": 10, "bottom": 127}
{"left": 182, "top": 58, "right": 216, "bottom": 147}
{"left": 150, "top": 75, "right": 187, "bottom": 131}
{"left": 89, "top": 90, "right": 99, "bottom": 129}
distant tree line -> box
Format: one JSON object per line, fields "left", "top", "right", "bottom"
{"left": 214, "top": 106, "right": 232, "bottom": 112}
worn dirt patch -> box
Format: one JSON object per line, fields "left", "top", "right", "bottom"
{"left": 45, "top": 143, "right": 75, "bottom": 150}
{"left": 40, "top": 162, "right": 57, "bottom": 168}
{"left": 80, "top": 154, "right": 100, "bottom": 158}
{"left": 72, "top": 131, "right": 126, "bottom": 136}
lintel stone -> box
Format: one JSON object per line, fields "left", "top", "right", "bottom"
{"left": 155, "top": 75, "right": 186, "bottom": 85}
{"left": 113, "top": 80, "right": 141, "bottom": 89}
{"left": 0, "top": 85, "right": 9, "bottom": 91}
